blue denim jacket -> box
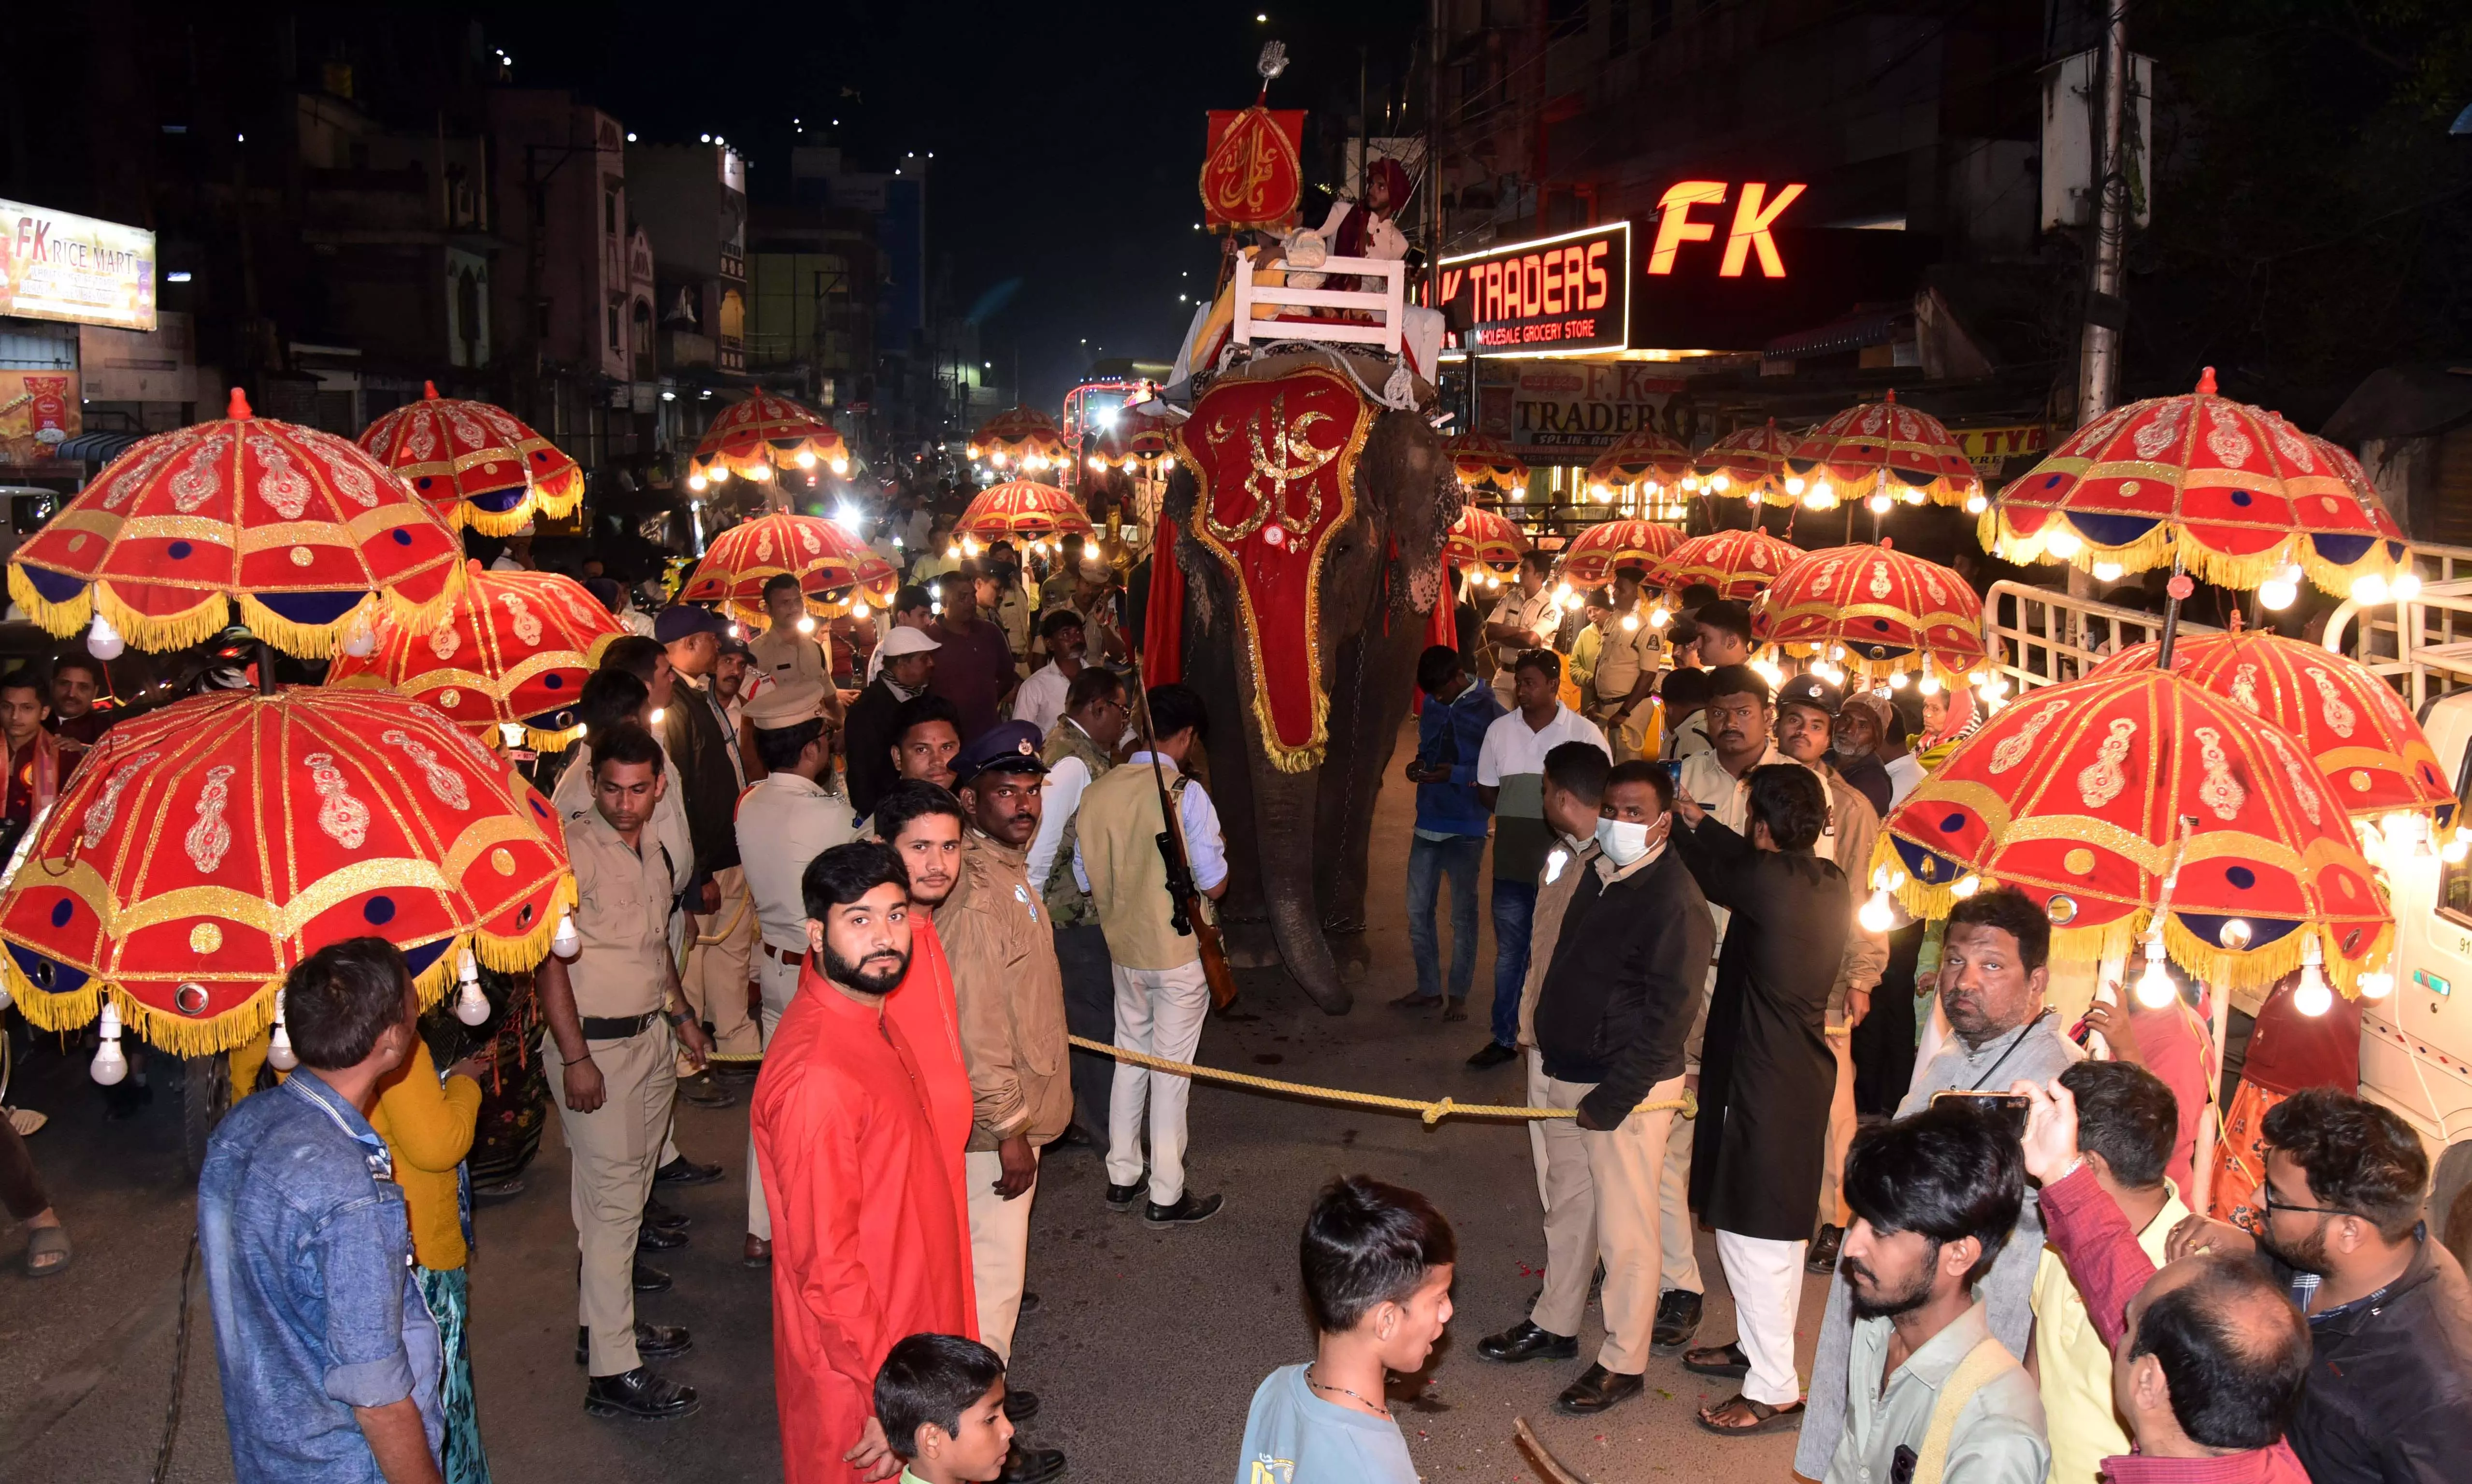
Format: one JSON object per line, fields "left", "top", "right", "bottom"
{"left": 1415, "top": 678, "right": 1505, "bottom": 837}
{"left": 199, "top": 1068, "right": 444, "bottom": 1484}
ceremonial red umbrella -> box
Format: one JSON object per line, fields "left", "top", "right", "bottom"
{"left": 1788, "top": 390, "right": 1982, "bottom": 509}
{"left": 1584, "top": 428, "right": 1692, "bottom": 501}
{"left": 327, "top": 564, "right": 625, "bottom": 752}
{"left": 1445, "top": 506, "right": 1528, "bottom": 571}
{"left": 2304, "top": 436, "right": 2414, "bottom": 599}
{"left": 7, "top": 389, "right": 465, "bottom": 658}
{"left": 2087, "top": 626, "right": 2456, "bottom": 842}
{"left": 1756, "top": 541, "right": 1986, "bottom": 685}
{"left": 1447, "top": 434, "right": 1528, "bottom": 493}
{"left": 687, "top": 390, "right": 849, "bottom": 490}
{"left": 1693, "top": 420, "right": 1799, "bottom": 504}
{"left": 358, "top": 382, "right": 583, "bottom": 537}
{"left": 1983, "top": 369, "right": 2407, "bottom": 598}
{"left": 1650, "top": 527, "right": 1800, "bottom": 600}
{"left": 0, "top": 686, "right": 574, "bottom": 1055}
{"left": 1558, "top": 518, "right": 1682, "bottom": 586}
{"left": 679, "top": 510, "right": 896, "bottom": 623}
{"left": 1874, "top": 668, "right": 2392, "bottom": 995}
{"left": 956, "top": 480, "right": 1096, "bottom": 544}
{"left": 970, "top": 405, "right": 1068, "bottom": 474}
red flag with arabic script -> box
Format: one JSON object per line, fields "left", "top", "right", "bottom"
{"left": 1178, "top": 366, "right": 1370, "bottom": 771}
{"left": 1200, "top": 107, "right": 1305, "bottom": 233}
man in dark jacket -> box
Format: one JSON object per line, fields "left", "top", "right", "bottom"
{"left": 2169, "top": 1086, "right": 2472, "bottom": 1484}
{"left": 1669, "top": 763, "right": 1849, "bottom": 1434}
{"left": 843, "top": 627, "right": 940, "bottom": 819}
{"left": 1498, "top": 759, "right": 1713, "bottom": 1418}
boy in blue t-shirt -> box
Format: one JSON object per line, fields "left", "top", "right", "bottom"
{"left": 1235, "top": 1177, "right": 1458, "bottom": 1484}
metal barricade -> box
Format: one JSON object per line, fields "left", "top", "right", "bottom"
{"left": 1980, "top": 580, "right": 2215, "bottom": 694}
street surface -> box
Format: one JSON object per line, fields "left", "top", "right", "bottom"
{"left": 0, "top": 722, "right": 1830, "bottom": 1483}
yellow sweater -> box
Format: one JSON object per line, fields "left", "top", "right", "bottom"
{"left": 367, "top": 1040, "right": 483, "bottom": 1271}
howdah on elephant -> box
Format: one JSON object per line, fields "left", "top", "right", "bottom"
{"left": 1159, "top": 357, "right": 1461, "bottom": 1014}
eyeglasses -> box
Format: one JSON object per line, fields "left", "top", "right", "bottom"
{"left": 2259, "top": 1184, "right": 2355, "bottom": 1220}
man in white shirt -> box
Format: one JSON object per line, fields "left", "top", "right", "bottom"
{"left": 1029, "top": 667, "right": 1131, "bottom": 1142}
{"left": 1010, "top": 609, "right": 1089, "bottom": 738}
{"left": 1470, "top": 650, "right": 1609, "bottom": 1068}
{"left": 733, "top": 676, "right": 857, "bottom": 1265}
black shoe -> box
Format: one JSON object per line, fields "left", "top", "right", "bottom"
{"left": 1018, "top": 1290, "right": 1042, "bottom": 1316}
{"left": 677, "top": 1073, "right": 734, "bottom": 1109}
{"left": 654, "top": 1155, "right": 723, "bottom": 1185}
{"left": 1003, "top": 1386, "right": 1041, "bottom": 1424}
{"left": 1105, "top": 1181, "right": 1144, "bottom": 1212}
{"left": 1055, "top": 1122, "right": 1097, "bottom": 1149}
{"left": 1807, "top": 1224, "right": 1844, "bottom": 1273}
{"left": 1652, "top": 1289, "right": 1703, "bottom": 1351}
{"left": 576, "top": 1323, "right": 693, "bottom": 1365}
{"left": 643, "top": 1197, "right": 691, "bottom": 1233}
{"left": 583, "top": 1366, "right": 700, "bottom": 1421}
{"left": 1466, "top": 1041, "right": 1517, "bottom": 1069}
{"left": 636, "top": 1222, "right": 686, "bottom": 1252}
{"left": 1144, "top": 1191, "right": 1225, "bottom": 1227}
{"left": 1556, "top": 1363, "right": 1645, "bottom": 1415}
{"left": 995, "top": 1442, "right": 1067, "bottom": 1484}
{"left": 1477, "top": 1319, "right": 1579, "bottom": 1363}
{"left": 632, "top": 1259, "right": 672, "bottom": 1293}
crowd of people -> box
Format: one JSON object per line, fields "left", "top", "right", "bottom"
{"left": 9, "top": 514, "right": 2472, "bottom": 1484}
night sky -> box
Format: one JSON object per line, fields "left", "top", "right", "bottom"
{"left": 481, "top": 0, "right": 1426, "bottom": 412}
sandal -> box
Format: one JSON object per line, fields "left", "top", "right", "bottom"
{"left": 1682, "top": 1341, "right": 1750, "bottom": 1378}
{"left": 1695, "top": 1394, "right": 1804, "bottom": 1435}
{"left": 25, "top": 1224, "right": 70, "bottom": 1278}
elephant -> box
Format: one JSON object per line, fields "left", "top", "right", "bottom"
{"left": 1159, "top": 356, "right": 1462, "bottom": 1015}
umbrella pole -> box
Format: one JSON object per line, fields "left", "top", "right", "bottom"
{"left": 255, "top": 641, "right": 278, "bottom": 697}
{"left": 2155, "top": 553, "right": 2189, "bottom": 670}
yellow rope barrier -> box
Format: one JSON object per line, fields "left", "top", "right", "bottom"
{"left": 704, "top": 1034, "right": 1697, "bottom": 1128}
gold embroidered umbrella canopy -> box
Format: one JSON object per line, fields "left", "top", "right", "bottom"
{"left": 969, "top": 405, "right": 1068, "bottom": 473}
{"left": 7, "top": 389, "right": 466, "bottom": 658}
{"left": 1983, "top": 368, "right": 2408, "bottom": 599}
{"left": 326, "top": 564, "right": 625, "bottom": 752}
{"left": 1447, "top": 434, "right": 1528, "bottom": 494}
{"left": 1445, "top": 505, "right": 1528, "bottom": 571}
{"left": 0, "top": 686, "right": 575, "bottom": 1056}
{"left": 1788, "top": 390, "right": 1982, "bottom": 510}
{"left": 1649, "top": 526, "right": 1801, "bottom": 600}
{"left": 1692, "top": 419, "right": 1799, "bottom": 504}
{"left": 1584, "top": 428, "right": 1693, "bottom": 502}
{"left": 1755, "top": 541, "right": 1986, "bottom": 685}
{"left": 956, "top": 480, "right": 1097, "bottom": 543}
{"left": 678, "top": 509, "right": 896, "bottom": 623}
{"left": 1874, "top": 667, "right": 2393, "bottom": 997}
{"left": 686, "top": 390, "right": 849, "bottom": 491}
{"left": 1557, "top": 518, "right": 1681, "bottom": 586}
{"left": 357, "top": 382, "right": 583, "bottom": 537}
{"left": 2087, "top": 626, "right": 2457, "bottom": 844}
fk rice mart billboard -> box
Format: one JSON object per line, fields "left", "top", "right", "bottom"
{"left": 2, "top": 200, "right": 156, "bottom": 331}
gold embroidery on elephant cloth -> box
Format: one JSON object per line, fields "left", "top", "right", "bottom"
{"left": 1198, "top": 390, "right": 1340, "bottom": 544}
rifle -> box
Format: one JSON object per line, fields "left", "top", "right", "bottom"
{"left": 1129, "top": 673, "right": 1240, "bottom": 1010}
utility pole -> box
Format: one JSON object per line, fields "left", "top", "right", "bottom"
{"left": 2068, "top": 0, "right": 2132, "bottom": 599}
{"left": 2074, "top": 0, "right": 2130, "bottom": 428}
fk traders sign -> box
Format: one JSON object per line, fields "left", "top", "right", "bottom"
{"left": 1, "top": 200, "right": 155, "bottom": 332}
{"left": 1438, "top": 222, "right": 1630, "bottom": 357}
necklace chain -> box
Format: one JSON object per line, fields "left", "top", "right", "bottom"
{"left": 1304, "top": 1363, "right": 1391, "bottom": 1418}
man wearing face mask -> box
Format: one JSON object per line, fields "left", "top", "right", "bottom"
{"left": 1485, "top": 759, "right": 1712, "bottom": 1416}
{"left": 1668, "top": 764, "right": 1849, "bottom": 1434}
{"left": 1771, "top": 674, "right": 1889, "bottom": 1274}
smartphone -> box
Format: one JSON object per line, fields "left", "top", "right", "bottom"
{"left": 1931, "top": 1090, "right": 2031, "bottom": 1134}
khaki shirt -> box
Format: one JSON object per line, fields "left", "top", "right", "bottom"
{"left": 562, "top": 803, "right": 678, "bottom": 1018}
{"left": 734, "top": 771, "right": 857, "bottom": 952}
{"left": 1487, "top": 583, "right": 1557, "bottom": 680}
{"left": 937, "top": 830, "right": 1074, "bottom": 1150}
{"left": 1589, "top": 604, "right": 1663, "bottom": 709}
{"left": 1516, "top": 834, "right": 1601, "bottom": 1049}
{"left": 552, "top": 739, "right": 693, "bottom": 882}
{"left": 749, "top": 625, "right": 830, "bottom": 691}
{"left": 1827, "top": 1301, "right": 2049, "bottom": 1484}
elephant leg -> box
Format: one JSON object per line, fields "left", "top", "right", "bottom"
{"left": 1178, "top": 594, "right": 1280, "bottom": 970}
{"left": 1314, "top": 587, "right": 1427, "bottom": 983}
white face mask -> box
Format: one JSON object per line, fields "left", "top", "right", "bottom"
{"left": 1596, "top": 815, "right": 1653, "bottom": 866}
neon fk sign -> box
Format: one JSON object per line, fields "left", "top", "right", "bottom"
{"left": 1647, "top": 181, "right": 1807, "bottom": 277}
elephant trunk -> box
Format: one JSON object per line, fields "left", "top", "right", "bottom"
{"left": 1247, "top": 762, "right": 1352, "bottom": 1015}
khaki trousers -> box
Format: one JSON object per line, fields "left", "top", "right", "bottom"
{"left": 1524, "top": 1047, "right": 1551, "bottom": 1209}
{"left": 1530, "top": 1071, "right": 1687, "bottom": 1374}
{"left": 545, "top": 1021, "right": 675, "bottom": 1376}
{"left": 681, "top": 866, "right": 761, "bottom": 1063}
{"left": 1818, "top": 1028, "right": 1857, "bottom": 1229}
{"left": 965, "top": 1143, "right": 1041, "bottom": 1361}
{"left": 1606, "top": 708, "right": 1651, "bottom": 764}
{"left": 1658, "top": 1098, "right": 1703, "bottom": 1296}
{"left": 746, "top": 950, "right": 803, "bottom": 1241}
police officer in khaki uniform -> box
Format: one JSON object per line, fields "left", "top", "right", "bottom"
{"left": 749, "top": 573, "right": 848, "bottom": 727}
{"left": 536, "top": 723, "right": 714, "bottom": 1423}
{"left": 1586, "top": 566, "right": 1665, "bottom": 763}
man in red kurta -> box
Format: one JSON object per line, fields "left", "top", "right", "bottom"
{"left": 753, "top": 842, "right": 972, "bottom": 1484}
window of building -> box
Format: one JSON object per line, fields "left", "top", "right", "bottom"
{"left": 607, "top": 303, "right": 622, "bottom": 352}
{"left": 604, "top": 189, "right": 619, "bottom": 238}
{"left": 1651, "top": 0, "right": 1673, "bottom": 40}
{"left": 1547, "top": 0, "right": 1587, "bottom": 38}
